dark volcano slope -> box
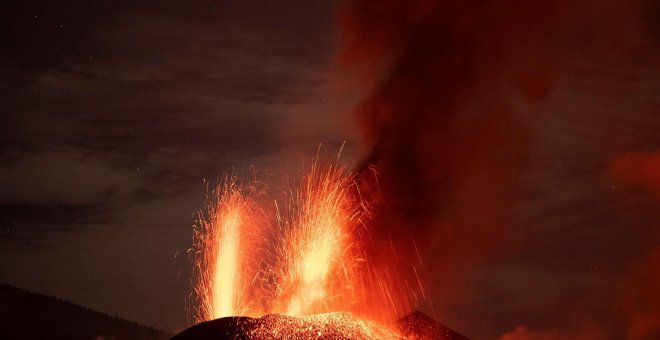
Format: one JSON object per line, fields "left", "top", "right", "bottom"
{"left": 0, "top": 283, "right": 170, "bottom": 340}
{"left": 172, "top": 311, "right": 468, "bottom": 340}
{"left": 397, "top": 311, "right": 468, "bottom": 340}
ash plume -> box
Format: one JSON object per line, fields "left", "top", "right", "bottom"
{"left": 337, "top": 0, "right": 565, "bottom": 312}
{"left": 336, "top": 0, "right": 657, "bottom": 335}
{"left": 612, "top": 152, "right": 660, "bottom": 340}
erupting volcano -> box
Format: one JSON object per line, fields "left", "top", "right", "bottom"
{"left": 176, "top": 165, "right": 466, "bottom": 339}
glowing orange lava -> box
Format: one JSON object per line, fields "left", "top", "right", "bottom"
{"left": 212, "top": 207, "right": 239, "bottom": 318}
{"left": 244, "top": 312, "right": 402, "bottom": 339}
{"left": 191, "top": 165, "right": 415, "bottom": 335}
{"left": 191, "top": 178, "right": 264, "bottom": 321}
{"left": 274, "top": 165, "right": 366, "bottom": 316}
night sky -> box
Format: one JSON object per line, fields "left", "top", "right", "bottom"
{"left": 1, "top": 1, "right": 660, "bottom": 339}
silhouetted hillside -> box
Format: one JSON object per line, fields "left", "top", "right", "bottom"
{"left": 171, "top": 311, "right": 469, "bottom": 339}
{"left": 397, "top": 311, "right": 469, "bottom": 340}
{"left": 0, "top": 283, "right": 170, "bottom": 340}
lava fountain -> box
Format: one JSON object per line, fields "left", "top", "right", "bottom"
{"left": 182, "top": 165, "right": 465, "bottom": 339}
{"left": 191, "top": 177, "right": 265, "bottom": 321}
{"left": 273, "top": 165, "right": 367, "bottom": 317}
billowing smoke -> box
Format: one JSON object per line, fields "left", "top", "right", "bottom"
{"left": 619, "top": 247, "right": 660, "bottom": 340}
{"left": 336, "top": 0, "right": 657, "bottom": 336}
{"left": 337, "top": 0, "right": 565, "bottom": 316}
{"left": 612, "top": 153, "right": 660, "bottom": 197}
{"left": 612, "top": 152, "right": 660, "bottom": 340}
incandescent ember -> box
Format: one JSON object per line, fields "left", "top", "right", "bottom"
{"left": 172, "top": 311, "right": 467, "bottom": 340}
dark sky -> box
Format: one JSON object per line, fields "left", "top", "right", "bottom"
{"left": 1, "top": 1, "right": 659, "bottom": 339}
{"left": 0, "top": 0, "right": 354, "bottom": 333}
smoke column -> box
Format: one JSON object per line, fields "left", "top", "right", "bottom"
{"left": 337, "top": 0, "right": 565, "bottom": 316}
{"left": 336, "top": 0, "right": 658, "bottom": 336}
{"left": 611, "top": 152, "right": 660, "bottom": 340}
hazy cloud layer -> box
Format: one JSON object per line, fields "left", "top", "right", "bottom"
{"left": 0, "top": 151, "right": 138, "bottom": 205}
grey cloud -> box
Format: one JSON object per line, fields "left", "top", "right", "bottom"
{"left": 0, "top": 151, "right": 139, "bottom": 206}
{"left": 1, "top": 13, "right": 331, "bottom": 159}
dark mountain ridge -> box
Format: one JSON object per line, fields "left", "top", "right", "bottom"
{"left": 0, "top": 283, "right": 170, "bottom": 340}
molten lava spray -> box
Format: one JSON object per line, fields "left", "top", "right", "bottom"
{"left": 274, "top": 165, "right": 367, "bottom": 316}
{"left": 211, "top": 207, "right": 240, "bottom": 318}
{"left": 191, "top": 177, "right": 265, "bottom": 321}
{"left": 192, "top": 165, "right": 410, "bottom": 333}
